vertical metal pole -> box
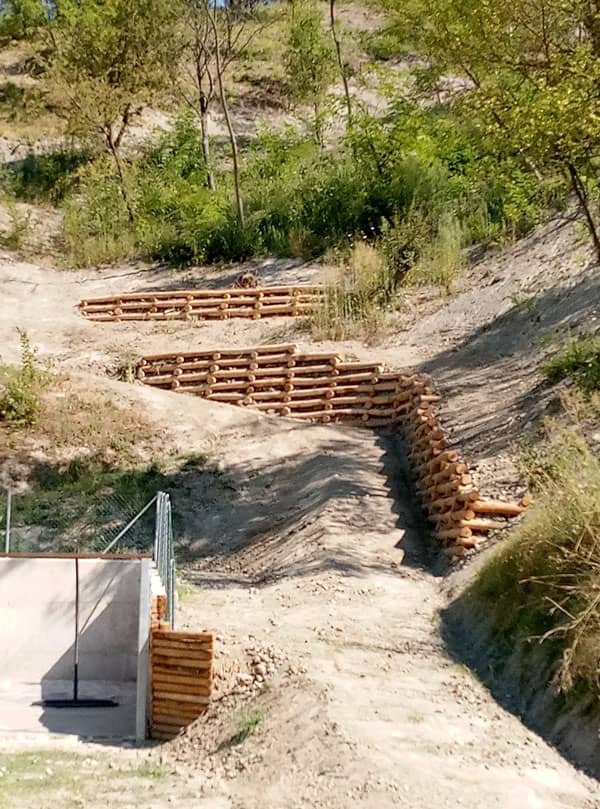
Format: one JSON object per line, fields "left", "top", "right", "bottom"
{"left": 5, "top": 491, "right": 12, "bottom": 553}
{"left": 136, "top": 558, "right": 151, "bottom": 741}
{"left": 168, "top": 558, "right": 175, "bottom": 629}
{"left": 73, "top": 556, "right": 80, "bottom": 702}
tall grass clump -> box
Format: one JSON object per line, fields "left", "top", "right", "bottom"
{"left": 543, "top": 333, "right": 600, "bottom": 395}
{"left": 467, "top": 424, "right": 600, "bottom": 702}
{"left": 311, "top": 242, "right": 394, "bottom": 342}
{"left": 405, "top": 214, "right": 465, "bottom": 292}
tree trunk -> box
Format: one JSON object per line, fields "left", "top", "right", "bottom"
{"left": 205, "top": 0, "right": 244, "bottom": 226}
{"left": 106, "top": 131, "right": 135, "bottom": 223}
{"left": 329, "top": 0, "right": 352, "bottom": 129}
{"left": 568, "top": 162, "right": 600, "bottom": 264}
{"left": 199, "top": 96, "right": 216, "bottom": 191}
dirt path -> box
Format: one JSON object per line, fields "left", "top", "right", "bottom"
{"left": 172, "top": 427, "right": 598, "bottom": 809}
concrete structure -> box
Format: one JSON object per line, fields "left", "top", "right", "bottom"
{"left": 0, "top": 554, "right": 150, "bottom": 740}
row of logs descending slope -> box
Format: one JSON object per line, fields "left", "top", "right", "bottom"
{"left": 136, "top": 343, "right": 529, "bottom": 561}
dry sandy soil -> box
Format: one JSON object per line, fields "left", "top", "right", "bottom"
{"left": 1, "top": 215, "right": 600, "bottom": 807}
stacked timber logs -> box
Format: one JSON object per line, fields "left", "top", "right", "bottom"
{"left": 399, "top": 382, "right": 530, "bottom": 561}
{"left": 137, "top": 344, "right": 410, "bottom": 427}
{"left": 151, "top": 594, "right": 169, "bottom": 631}
{"left": 135, "top": 342, "right": 529, "bottom": 562}
{"left": 150, "top": 629, "right": 215, "bottom": 740}
{"left": 79, "top": 286, "right": 325, "bottom": 322}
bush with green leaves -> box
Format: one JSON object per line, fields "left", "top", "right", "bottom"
{"left": 3, "top": 151, "right": 88, "bottom": 205}
{"left": 543, "top": 334, "right": 600, "bottom": 394}
{"left": 61, "top": 101, "right": 553, "bottom": 275}
{"left": 0, "top": 329, "right": 45, "bottom": 426}
{"left": 0, "top": 0, "right": 46, "bottom": 40}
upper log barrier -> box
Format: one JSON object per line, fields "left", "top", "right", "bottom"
{"left": 136, "top": 344, "right": 530, "bottom": 562}
{"left": 79, "top": 286, "right": 325, "bottom": 322}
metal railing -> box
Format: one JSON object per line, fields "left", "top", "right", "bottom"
{"left": 154, "top": 491, "right": 176, "bottom": 628}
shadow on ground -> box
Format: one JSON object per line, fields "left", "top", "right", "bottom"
{"left": 440, "top": 588, "right": 600, "bottom": 781}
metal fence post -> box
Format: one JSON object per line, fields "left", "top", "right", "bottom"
{"left": 4, "top": 491, "right": 12, "bottom": 554}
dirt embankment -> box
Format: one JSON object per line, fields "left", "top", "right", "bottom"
{"left": 1, "top": 215, "right": 600, "bottom": 806}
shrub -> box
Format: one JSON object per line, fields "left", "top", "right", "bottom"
{"left": 58, "top": 103, "right": 555, "bottom": 272}
{"left": 5, "top": 151, "right": 87, "bottom": 205}
{"left": 0, "top": 0, "right": 46, "bottom": 40}
{"left": 0, "top": 329, "right": 45, "bottom": 425}
{"left": 62, "top": 157, "right": 136, "bottom": 266}
{"left": 0, "top": 200, "right": 31, "bottom": 250}
{"left": 543, "top": 333, "right": 600, "bottom": 395}
{"left": 311, "top": 242, "right": 393, "bottom": 342}
{"left": 467, "top": 426, "right": 600, "bottom": 700}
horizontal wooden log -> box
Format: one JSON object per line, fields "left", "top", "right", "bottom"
{"left": 150, "top": 714, "right": 197, "bottom": 728}
{"left": 152, "top": 679, "right": 211, "bottom": 696}
{"left": 152, "top": 656, "right": 213, "bottom": 670}
{"left": 141, "top": 345, "right": 297, "bottom": 363}
{"left": 459, "top": 518, "right": 509, "bottom": 531}
{"left": 152, "top": 641, "right": 213, "bottom": 658}
{"left": 153, "top": 629, "right": 215, "bottom": 645}
{"left": 437, "top": 526, "right": 472, "bottom": 541}
{"left": 435, "top": 508, "right": 476, "bottom": 525}
{"left": 150, "top": 728, "right": 181, "bottom": 740}
{"left": 151, "top": 669, "right": 211, "bottom": 686}
{"left": 153, "top": 690, "right": 211, "bottom": 705}
{"left": 152, "top": 701, "right": 209, "bottom": 719}
{"left": 81, "top": 286, "right": 323, "bottom": 305}
{"left": 471, "top": 499, "right": 526, "bottom": 516}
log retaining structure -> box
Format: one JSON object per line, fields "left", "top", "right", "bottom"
{"left": 79, "top": 286, "right": 325, "bottom": 322}
{"left": 149, "top": 628, "right": 214, "bottom": 741}
{"left": 137, "top": 343, "right": 530, "bottom": 562}
{"left": 149, "top": 592, "right": 215, "bottom": 740}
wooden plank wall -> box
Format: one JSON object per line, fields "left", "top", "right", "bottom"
{"left": 149, "top": 629, "right": 215, "bottom": 740}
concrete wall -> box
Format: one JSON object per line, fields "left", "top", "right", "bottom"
{"left": 0, "top": 557, "right": 141, "bottom": 683}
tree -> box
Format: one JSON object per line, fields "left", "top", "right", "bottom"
{"left": 329, "top": 0, "right": 353, "bottom": 129}
{"left": 178, "top": 0, "right": 270, "bottom": 194}
{"left": 46, "top": 0, "right": 183, "bottom": 221}
{"left": 202, "top": 0, "right": 245, "bottom": 225}
{"left": 399, "top": 0, "right": 600, "bottom": 261}
{"left": 285, "top": 0, "right": 336, "bottom": 146}
{"left": 0, "top": 0, "right": 46, "bottom": 41}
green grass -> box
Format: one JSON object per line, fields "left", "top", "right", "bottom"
{"left": 220, "top": 707, "right": 266, "bottom": 749}
{"left": 9, "top": 454, "right": 207, "bottom": 553}
{"left": 0, "top": 750, "right": 168, "bottom": 809}
{"left": 543, "top": 333, "right": 600, "bottom": 394}
{"left": 466, "top": 425, "right": 600, "bottom": 701}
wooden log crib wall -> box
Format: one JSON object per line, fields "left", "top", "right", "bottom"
{"left": 79, "top": 284, "right": 529, "bottom": 564}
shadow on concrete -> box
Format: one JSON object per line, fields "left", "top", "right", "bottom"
{"left": 0, "top": 558, "right": 139, "bottom": 743}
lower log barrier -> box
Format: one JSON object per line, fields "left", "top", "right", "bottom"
{"left": 135, "top": 343, "right": 530, "bottom": 563}
{"left": 149, "top": 629, "right": 215, "bottom": 740}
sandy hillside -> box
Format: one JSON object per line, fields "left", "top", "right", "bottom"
{"left": 1, "top": 216, "right": 600, "bottom": 807}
